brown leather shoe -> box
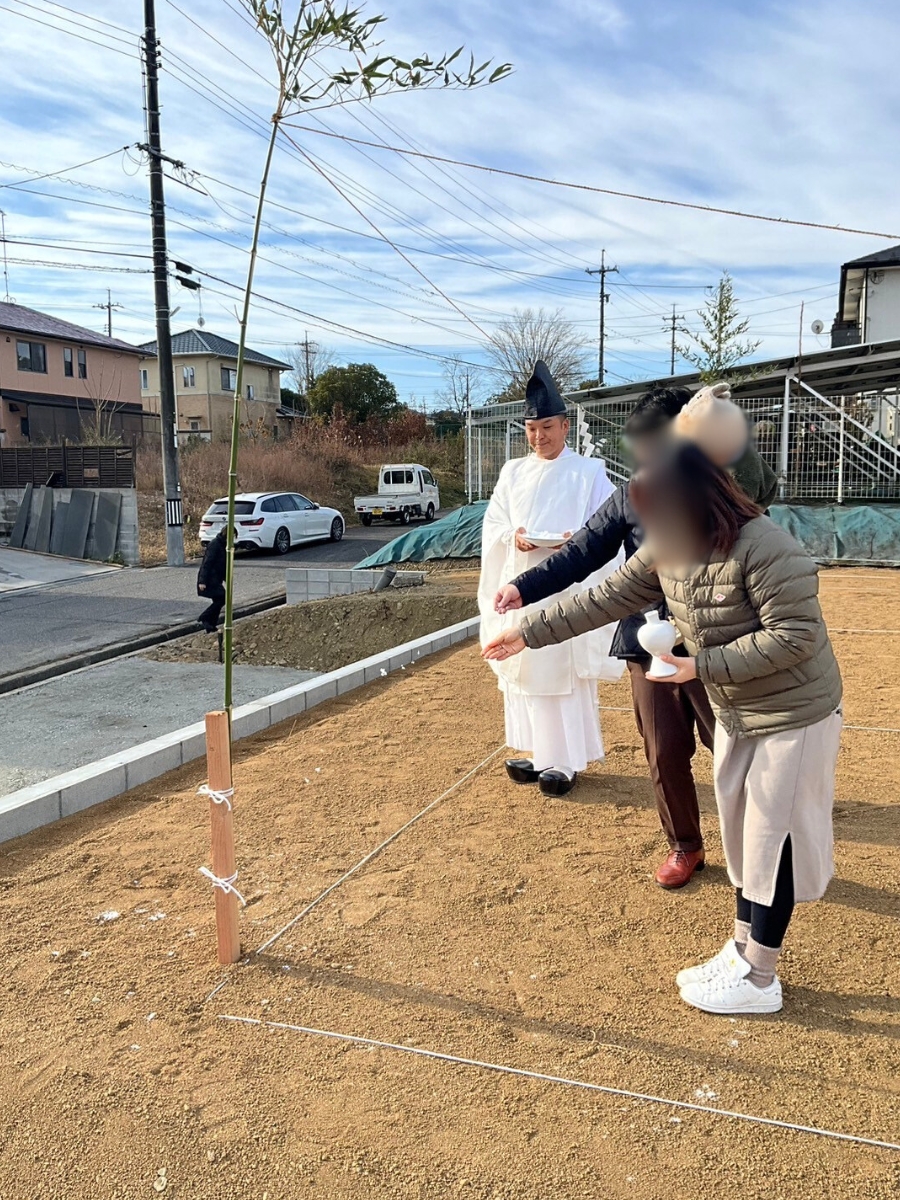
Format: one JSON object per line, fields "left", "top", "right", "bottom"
{"left": 655, "top": 849, "right": 705, "bottom": 890}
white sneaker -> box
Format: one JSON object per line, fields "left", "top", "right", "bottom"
{"left": 676, "top": 938, "right": 740, "bottom": 989}
{"left": 680, "top": 951, "right": 783, "bottom": 1015}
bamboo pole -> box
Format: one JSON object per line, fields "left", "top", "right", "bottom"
{"left": 204, "top": 710, "right": 241, "bottom": 964}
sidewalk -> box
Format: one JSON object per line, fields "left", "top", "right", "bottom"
{"left": 0, "top": 656, "right": 317, "bottom": 797}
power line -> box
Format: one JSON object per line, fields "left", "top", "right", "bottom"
{"left": 284, "top": 123, "right": 900, "bottom": 240}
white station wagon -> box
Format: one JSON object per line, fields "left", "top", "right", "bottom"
{"left": 200, "top": 491, "right": 345, "bottom": 555}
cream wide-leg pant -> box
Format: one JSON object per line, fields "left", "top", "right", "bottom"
{"left": 713, "top": 710, "right": 843, "bottom": 905}
{"left": 502, "top": 678, "right": 604, "bottom": 775}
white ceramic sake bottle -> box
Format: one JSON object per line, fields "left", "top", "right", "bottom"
{"left": 637, "top": 610, "right": 678, "bottom": 678}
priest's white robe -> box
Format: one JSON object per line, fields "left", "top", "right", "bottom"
{"left": 478, "top": 447, "right": 625, "bottom": 773}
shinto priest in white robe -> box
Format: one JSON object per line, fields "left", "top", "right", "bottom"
{"left": 478, "top": 447, "right": 625, "bottom": 773}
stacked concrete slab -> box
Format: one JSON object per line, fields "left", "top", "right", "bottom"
{"left": 286, "top": 567, "right": 425, "bottom": 603}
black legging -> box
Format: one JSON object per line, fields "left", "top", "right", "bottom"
{"left": 735, "top": 836, "right": 795, "bottom": 949}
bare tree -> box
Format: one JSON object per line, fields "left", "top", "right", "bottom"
{"left": 435, "top": 354, "right": 485, "bottom": 418}
{"left": 284, "top": 338, "right": 338, "bottom": 398}
{"left": 486, "top": 307, "right": 589, "bottom": 401}
{"left": 676, "top": 273, "right": 762, "bottom": 383}
{"left": 77, "top": 360, "right": 126, "bottom": 445}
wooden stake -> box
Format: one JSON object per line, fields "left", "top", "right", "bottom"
{"left": 204, "top": 710, "right": 241, "bottom": 964}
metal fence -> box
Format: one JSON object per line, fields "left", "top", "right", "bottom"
{"left": 465, "top": 382, "right": 900, "bottom": 504}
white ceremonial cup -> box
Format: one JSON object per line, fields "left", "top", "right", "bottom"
{"left": 637, "top": 610, "right": 678, "bottom": 678}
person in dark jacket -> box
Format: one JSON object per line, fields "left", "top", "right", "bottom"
{"left": 493, "top": 386, "right": 777, "bottom": 891}
{"left": 197, "top": 526, "right": 228, "bottom": 633}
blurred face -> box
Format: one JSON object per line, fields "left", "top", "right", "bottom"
{"left": 525, "top": 416, "right": 569, "bottom": 460}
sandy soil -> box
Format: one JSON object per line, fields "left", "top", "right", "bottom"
{"left": 0, "top": 567, "right": 897, "bottom": 1199}
{"left": 146, "top": 581, "right": 478, "bottom": 673}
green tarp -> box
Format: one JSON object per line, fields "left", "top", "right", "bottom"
{"left": 355, "top": 502, "right": 900, "bottom": 568}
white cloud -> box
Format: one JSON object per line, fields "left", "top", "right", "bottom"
{"left": 0, "top": 0, "right": 896, "bottom": 398}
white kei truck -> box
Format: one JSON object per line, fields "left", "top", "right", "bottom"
{"left": 354, "top": 463, "right": 440, "bottom": 526}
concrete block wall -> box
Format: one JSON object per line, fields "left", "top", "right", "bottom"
{"left": 0, "top": 486, "right": 140, "bottom": 565}
{"left": 286, "top": 567, "right": 425, "bottom": 603}
{"left": 0, "top": 615, "right": 482, "bottom": 845}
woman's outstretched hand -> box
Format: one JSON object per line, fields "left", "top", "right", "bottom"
{"left": 649, "top": 654, "right": 697, "bottom": 684}
{"left": 482, "top": 628, "right": 527, "bottom": 661}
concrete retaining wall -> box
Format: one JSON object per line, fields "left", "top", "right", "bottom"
{"left": 286, "top": 567, "right": 425, "bottom": 603}
{"left": 0, "top": 615, "right": 481, "bottom": 844}
{"left": 0, "top": 486, "right": 140, "bottom": 566}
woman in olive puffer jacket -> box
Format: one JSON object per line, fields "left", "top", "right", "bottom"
{"left": 483, "top": 443, "right": 843, "bottom": 1018}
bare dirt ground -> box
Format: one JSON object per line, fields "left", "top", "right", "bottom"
{"left": 0, "top": 567, "right": 897, "bottom": 1199}
{"left": 146, "top": 578, "right": 478, "bottom": 673}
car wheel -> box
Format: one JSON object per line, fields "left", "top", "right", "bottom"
{"left": 273, "top": 526, "right": 291, "bottom": 555}
{"left": 330, "top": 517, "right": 344, "bottom": 542}
{"left": 360, "top": 514, "right": 373, "bottom": 527}
{"left": 425, "top": 503, "right": 435, "bottom": 522}
{"left": 399, "top": 509, "right": 412, "bottom": 526}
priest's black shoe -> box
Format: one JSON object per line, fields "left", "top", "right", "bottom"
{"left": 506, "top": 758, "right": 540, "bottom": 785}
{"left": 539, "top": 769, "right": 578, "bottom": 797}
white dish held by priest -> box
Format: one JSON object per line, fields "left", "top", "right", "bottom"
{"left": 478, "top": 360, "right": 625, "bottom": 797}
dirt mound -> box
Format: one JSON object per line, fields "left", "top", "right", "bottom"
{"left": 147, "top": 584, "right": 477, "bottom": 673}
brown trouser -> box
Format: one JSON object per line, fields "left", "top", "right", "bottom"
{"left": 626, "top": 660, "right": 716, "bottom": 853}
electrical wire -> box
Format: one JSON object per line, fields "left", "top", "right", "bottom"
{"left": 284, "top": 124, "right": 900, "bottom": 240}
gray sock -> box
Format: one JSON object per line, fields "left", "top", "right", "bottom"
{"left": 734, "top": 919, "right": 751, "bottom": 954}
{"left": 743, "top": 937, "right": 781, "bottom": 989}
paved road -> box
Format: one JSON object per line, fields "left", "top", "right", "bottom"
{"left": 0, "top": 525, "right": 399, "bottom": 682}
{"left": 0, "top": 658, "right": 317, "bottom": 797}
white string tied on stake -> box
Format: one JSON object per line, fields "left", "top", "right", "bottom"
{"left": 199, "top": 866, "right": 247, "bottom": 906}
{"left": 198, "top": 784, "right": 235, "bottom": 811}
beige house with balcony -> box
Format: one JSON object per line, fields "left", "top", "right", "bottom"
{"left": 137, "top": 329, "right": 290, "bottom": 441}
{"left": 0, "top": 301, "right": 144, "bottom": 445}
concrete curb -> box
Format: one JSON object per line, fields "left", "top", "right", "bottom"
{"left": 0, "top": 615, "right": 481, "bottom": 844}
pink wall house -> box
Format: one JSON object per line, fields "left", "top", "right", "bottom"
{"left": 0, "top": 301, "right": 144, "bottom": 445}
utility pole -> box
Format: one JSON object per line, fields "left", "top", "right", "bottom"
{"left": 664, "top": 305, "right": 684, "bottom": 376}
{"left": 585, "top": 249, "right": 618, "bottom": 388}
{"left": 301, "top": 331, "right": 318, "bottom": 392}
{"left": 94, "top": 288, "right": 124, "bottom": 338}
{"left": 142, "top": 0, "right": 184, "bottom": 566}
{"left": 0, "top": 210, "right": 12, "bottom": 302}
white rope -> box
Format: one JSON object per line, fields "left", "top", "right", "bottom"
{"left": 198, "top": 784, "right": 235, "bottom": 811}
{"left": 255, "top": 743, "right": 506, "bottom": 955}
{"left": 219, "top": 1016, "right": 900, "bottom": 1153}
{"left": 199, "top": 866, "right": 247, "bottom": 906}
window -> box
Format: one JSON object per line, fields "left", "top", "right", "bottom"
{"left": 16, "top": 341, "right": 46, "bottom": 373}
{"left": 292, "top": 493, "right": 314, "bottom": 510}
{"left": 260, "top": 497, "right": 279, "bottom": 513}
{"left": 140, "top": 369, "right": 149, "bottom": 389}
{"left": 182, "top": 366, "right": 196, "bottom": 387}
{"left": 64, "top": 347, "right": 74, "bottom": 377}
{"left": 275, "top": 494, "right": 298, "bottom": 511}
{"left": 189, "top": 420, "right": 200, "bottom": 432}
{"left": 386, "top": 469, "right": 414, "bottom": 485}
{"left": 422, "top": 470, "right": 435, "bottom": 487}
{"left": 221, "top": 366, "right": 237, "bottom": 391}
{"left": 77, "top": 349, "right": 87, "bottom": 379}
{"left": 246, "top": 384, "right": 255, "bottom": 400}
{"left": 207, "top": 500, "right": 255, "bottom": 516}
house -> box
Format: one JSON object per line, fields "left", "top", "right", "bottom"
{"left": 137, "top": 329, "right": 291, "bottom": 441}
{"left": 831, "top": 245, "right": 900, "bottom": 348}
{"left": 0, "top": 301, "right": 145, "bottom": 446}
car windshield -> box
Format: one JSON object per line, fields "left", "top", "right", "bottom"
{"left": 206, "top": 501, "right": 255, "bottom": 516}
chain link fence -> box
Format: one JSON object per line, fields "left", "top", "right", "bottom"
{"left": 465, "top": 386, "right": 900, "bottom": 504}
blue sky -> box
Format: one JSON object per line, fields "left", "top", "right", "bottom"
{"left": 1, "top": 0, "right": 898, "bottom": 406}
